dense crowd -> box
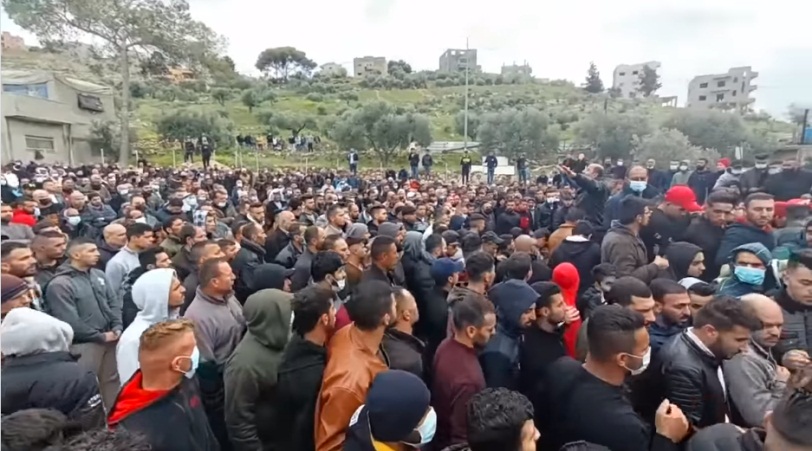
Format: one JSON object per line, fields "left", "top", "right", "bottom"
{"left": 1, "top": 152, "right": 811, "bottom": 451}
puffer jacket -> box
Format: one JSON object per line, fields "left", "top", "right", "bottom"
{"left": 715, "top": 220, "right": 776, "bottom": 267}
{"left": 232, "top": 239, "right": 267, "bottom": 303}
{"left": 44, "top": 262, "right": 122, "bottom": 343}
{"left": 660, "top": 331, "right": 728, "bottom": 428}
{"left": 717, "top": 243, "right": 773, "bottom": 298}
{"left": 600, "top": 221, "right": 659, "bottom": 283}
{"left": 774, "top": 288, "right": 812, "bottom": 358}
{"left": 686, "top": 424, "right": 765, "bottom": 451}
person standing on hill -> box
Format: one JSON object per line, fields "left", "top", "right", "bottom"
{"left": 460, "top": 151, "right": 473, "bottom": 184}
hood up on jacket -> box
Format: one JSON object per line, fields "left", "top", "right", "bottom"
{"left": 552, "top": 263, "right": 583, "bottom": 358}
{"left": 244, "top": 288, "right": 293, "bottom": 350}
{"left": 403, "top": 230, "right": 434, "bottom": 262}
{"left": 252, "top": 263, "right": 289, "bottom": 291}
{"left": 1, "top": 307, "right": 73, "bottom": 356}
{"left": 488, "top": 279, "right": 538, "bottom": 337}
{"left": 666, "top": 241, "right": 703, "bottom": 280}
{"left": 717, "top": 242, "right": 773, "bottom": 298}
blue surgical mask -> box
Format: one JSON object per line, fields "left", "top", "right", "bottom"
{"left": 629, "top": 181, "right": 647, "bottom": 193}
{"left": 734, "top": 266, "right": 765, "bottom": 286}
{"left": 414, "top": 408, "right": 437, "bottom": 445}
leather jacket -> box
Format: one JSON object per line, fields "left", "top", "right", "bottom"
{"left": 660, "top": 331, "right": 729, "bottom": 428}
{"left": 314, "top": 325, "right": 389, "bottom": 451}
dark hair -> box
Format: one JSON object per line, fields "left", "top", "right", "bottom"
{"left": 311, "top": 250, "right": 344, "bottom": 282}
{"left": 787, "top": 248, "right": 812, "bottom": 272}
{"left": 770, "top": 390, "right": 812, "bottom": 446}
{"left": 501, "top": 252, "right": 532, "bottom": 281}
{"left": 126, "top": 222, "right": 153, "bottom": 239}
{"left": 687, "top": 281, "right": 715, "bottom": 296}
{"left": 606, "top": 276, "right": 652, "bottom": 307}
{"left": 32, "top": 220, "right": 57, "bottom": 234}
{"left": 60, "top": 428, "right": 152, "bottom": 451}
{"left": 572, "top": 220, "right": 593, "bottom": 237}
{"left": 345, "top": 280, "right": 395, "bottom": 331}
{"left": 0, "top": 408, "right": 74, "bottom": 450}
{"left": 231, "top": 220, "right": 248, "bottom": 239}
{"left": 304, "top": 225, "right": 321, "bottom": 246}
{"left": 649, "top": 278, "right": 688, "bottom": 303}
{"left": 560, "top": 442, "right": 612, "bottom": 451}
{"left": 291, "top": 285, "right": 334, "bottom": 336}
{"left": 199, "top": 258, "right": 228, "bottom": 287}
{"left": 617, "top": 196, "right": 648, "bottom": 225}
{"left": 321, "top": 234, "right": 344, "bottom": 252}
{"left": 1, "top": 241, "right": 29, "bottom": 260}
{"left": 425, "top": 234, "right": 444, "bottom": 255}
{"left": 467, "top": 388, "right": 534, "bottom": 451}
{"left": 190, "top": 240, "right": 218, "bottom": 265}
{"left": 242, "top": 223, "right": 262, "bottom": 241}
{"left": 326, "top": 203, "right": 342, "bottom": 221}
{"left": 706, "top": 189, "right": 738, "bottom": 206}
{"left": 744, "top": 192, "right": 774, "bottom": 208}
{"left": 179, "top": 223, "right": 198, "bottom": 244}
{"left": 587, "top": 305, "right": 646, "bottom": 361}
{"left": 162, "top": 215, "right": 184, "bottom": 231}
{"left": 451, "top": 293, "right": 495, "bottom": 331}
{"left": 565, "top": 208, "right": 586, "bottom": 223}
{"left": 138, "top": 247, "right": 167, "bottom": 269}
{"left": 592, "top": 263, "right": 616, "bottom": 281}
{"left": 66, "top": 236, "right": 96, "bottom": 254}
{"left": 465, "top": 252, "right": 495, "bottom": 282}
{"left": 32, "top": 230, "right": 66, "bottom": 247}
{"left": 693, "top": 296, "right": 761, "bottom": 332}
{"left": 370, "top": 235, "right": 396, "bottom": 261}
{"left": 531, "top": 281, "right": 561, "bottom": 309}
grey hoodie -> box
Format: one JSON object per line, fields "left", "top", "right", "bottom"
{"left": 1, "top": 307, "right": 73, "bottom": 356}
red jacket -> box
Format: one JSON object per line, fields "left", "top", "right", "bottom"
{"left": 552, "top": 263, "right": 583, "bottom": 358}
{"left": 10, "top": 209, "right": 35, "bottom": 227}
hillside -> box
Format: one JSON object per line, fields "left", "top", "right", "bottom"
{"left": 2, "top": 49, "right": 797, "bottom": 169}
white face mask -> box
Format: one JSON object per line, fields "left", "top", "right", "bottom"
{"left": 624, "top": 347, "right": 651, "bottom": 376}
{"left": 135, "top": 217, "right": 147, "bottom": 224}
{"left": 67, "top": 216, "right": 81, "bottom": 226}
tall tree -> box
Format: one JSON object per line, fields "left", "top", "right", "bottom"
{"left": 662, "top": 109, "right": 748, "bottom": 153}
{"left": 454, "top": 111, "right": 480, "bottom": 141}
{"left": 5, "top": 0, "right": 222, "bottom": 165}
{"left": 331, "top": 101, "right": 432, "bottom": 165}
{"left": 241, "top": 89, "right": 260, "bottom": 113}
{"left": 387, "top": 60, "right": 412, "bottom": 74}
{"left": 575, "top": 111, "right": 653, "bottom": 159}
{"left": 632, "top": 128, "right": 713, "bottom": 163}
{"left": 476, "top": 108, "right": 553, "bottom": 158}
{"left": 268, "top": 113, "right": 317, "bottom": 137}
{"left": 583, "top": 62, "right": 604, "bottom": 94}
{"left": 255, "top": 46, "right": 317, "bottom": 80}
{"left": 637, "top": 64, "right": 662, "bottom": 97}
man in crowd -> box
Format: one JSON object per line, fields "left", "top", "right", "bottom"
{"left": 105, "top": 223, "right": 154, "bottom": 293}
{"left": 648, "top": 279, "right": 692, "bottom": 355}
{"left": 715, "top": 192, "right": 776, "bottom": 266}
{"left": 601, "top": 196, "right": 668, "bottom": 283}
{"left": 291, "top": 225, "right": 324, "bottom": 291}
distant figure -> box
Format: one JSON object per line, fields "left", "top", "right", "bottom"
{"left": 485, "top": 151, "right": 499, "bottom": 185}
{"left": 460, "top": 150, "right": 473, "bottom": 184}
{"left": 347, "top": 149, "right": 359, "bottom": 175}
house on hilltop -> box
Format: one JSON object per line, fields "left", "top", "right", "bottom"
{"left": 1, "top": 69, "right": 116, "bottom": 164}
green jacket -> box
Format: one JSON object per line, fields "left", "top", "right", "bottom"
{"left": 224, "top": 288, "right": 293, "bottom": 451}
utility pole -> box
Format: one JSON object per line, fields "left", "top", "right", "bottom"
{"left": 463, "top": 37, "right": 469, "bottom": 152}
{"left": 802, "top": 108, "right": 810, "bottom": 144}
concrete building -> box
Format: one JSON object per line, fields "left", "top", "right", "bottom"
{"left": 1, "top": 70, "right": 117, "bottom": 164}
{"left": 163, "top": 66, "right": 196, "bottom": 84}
{"left": 320, "top": 62, "right": 347, "bottom": 77}
{"left": 353, "top": 56, "right": 387, "bottom": 77}
{"left": 501, "top": 63, "right": 532, "bottom": 78}
{"left": 439, "top": 49, "right": 478, "bottom": 73}
{"left": 1, "top": 32, "right": 26, "bottom": 52}
{"left": 612, "top": 61, "right": 661, "bottom": 99}
{"left": 687, "top": 66, "right": 758, "bottom": 112}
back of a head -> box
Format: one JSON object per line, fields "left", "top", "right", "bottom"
{"left": 587, "top": 305, "right": 646, "bottom": 362}
{"left": 617, "top": 196, "right": 647, "bottom": 225}
{"left": 311, "top": 250, "right": 343, "bottom": 282}
{"left": 345, "top": 280, "right": 395, "bottom": 331}
{"left": 138, "top": 246, "right": 166, "bottom": 269}
{"left": 502, "top": 252, "right": 532, "bottom": 281}
{"left": 693, "top": 296, "right": 761, "bottom": 332}
{"left": 370, "top": 235, "right": 396, "bottom": 261}
{"left": 291, "top": 284, "right": 334, "bottom": 336}
{"left": 467, "top": 388, "right": 535, "bottom": 451}
{"left": 768, "top": 390, "right": 812, "bottom": 449}
{"left": 1, "top": 308, "right": 73, "bottom": 357}
{"left": 649, "top": 278, "right": 687, "bottom": 303}
{"left": 606, "top": 276, "right": 651, "bottom": 307}
{"left": 59, "top": 428, "right": 153, "bottom": 451}
{"left": 565, "top": 208, "right": 586, "bottom": 224}
{"left": 466, "top": 251, "right": 495, "bottom": 282}
{"left": 1, "top": 408, "right": 72, "bottom": 451}
{"left": 572, "top": 220, "right": 593, "bottom": 237}
{"left": 138, "top": 318, "right": 195, "bottom": 363}
{"left": 451, "top": 293, "right": 495, "bottom": 332}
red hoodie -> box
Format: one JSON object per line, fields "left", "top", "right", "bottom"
{"left": 10, "top": 208, "right": 35, "bottom": 227}
{"left": 108, "top": 371, "right": 170, "bottom": 426}
{"left": 552, "top": 263, "right": 582, "bottom": 358}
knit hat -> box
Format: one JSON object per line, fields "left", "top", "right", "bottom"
{"left": 378, "top": 222, "right": 402, "bottom": 238}
{"left": 346, "top": 223, "right": 369, "bottom": 246}
{"left": 367, "top": 370, "right": 430, "bottom": 442}
{"left": 1, "top": 275, "right": 29, "bottom": 304}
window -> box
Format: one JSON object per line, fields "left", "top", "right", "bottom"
{"left": 733, "top": 77, "right": 738, "bottom": 83}
{"left": 699, "top": 82, "right": 708, "bottom": 88}
{"left": 717, "top": 81, "right": 726, "bottom": 87}
{"left": 619, "top": 72, "right": 626, "bottom": 76}
{"left": 25, "top": 135, "right": 55, "bottom": 154}
{"left": 632, "top": 71, "right": 638, "bottom": 75}
{"left": 716, "top": 93, "right": 725, "bottom": 102}
{"left": 699, "top": 95, "right": 707, "bottom": 101}
{"left": 3, "top": 83, "right": 49, "bottom": 98}
{"left": 732, "top": 90, "right": 737, "bottom": 97}
{"left": 77, "top": 94, "right": 104, "bottom": 113}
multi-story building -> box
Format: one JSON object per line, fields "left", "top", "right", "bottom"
{"left": 501, "top": 63, "right": 532, "bottom": 78}
{"left": 320, "top": 62, "right": 347, "bottom": 77}
{"left": 439, "top": 49, "right": 478, "bottom": 73}
{"left": 612, "top": 61, "right": 661, "bottom": 98}
{"left": 1, "top": 32, "right": 26, "bottom": 52}
{"left": 687, "top": 66, "right": 758, "bottom": 112}
{"left": 353, "top": 56, "right": 387, "bottom": 77}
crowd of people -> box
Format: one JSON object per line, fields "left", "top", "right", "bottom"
{"left": 1, "top": 151, "right": 811, "bottom": 451}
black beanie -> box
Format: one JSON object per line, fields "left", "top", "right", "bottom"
{"left": 367, "top": 370, "right": 430, "bottom": 442}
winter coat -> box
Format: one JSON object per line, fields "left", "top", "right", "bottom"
{"left": 0, "top": 221, "right": 34, "bottom": 241}
{"left": 763, "top": 168, "right": 812, "bottom": 201}
{"left": 687, "top": 169, "right": 718, "bottom": 204}
{"left": 604, "top": 185, "right": 660, "bottom": 228}
{"left": 724, "top": 339, "right": 786, "bottom": 428}
{"left": 648, "top": 316, "right": 686, "bottom": 356}
{"left": 601, "top": 221, "right": 659, "bottom": 283}
{"left": 231, "top": 239, "right": 267, "bottom": 304}
{"left": 382, "top": 329, "right": 426, "bottom": 380}
{"left": 276, "top": 335, "right": 327, "bottom": 451}
{"left": 570, "top": 174, "right": 610, "bottom": 227}
{"left": 671, "top": 170, "right": 693, "bottom": 187}
{"left": 1, "top": 308, "right": 105, "bottom": 431}
{"left": 402, "top": 231, "right": 436, "bottom": 324}
{"left": 290, "top": 248, "right": 316, "bottom": 291}
{"left": 172, "top": 246, "right": 195, "bottom": 282}
{"left": 664, "top": 241, "right": 703, "bottom": 281}
{"left": 224, "top": 288, "right": 293, "bottom": 451}
{"left": 717, "top": 243, "right": 773, "bottom": 298}
{"left": 682, "top": 216, "right": 726, "bottom": 282}
{"left": 549, "top": 236, "right": 601, "bottom": 293}
{"left": 715, "top": 220, "right": 776, "bottom": 267}
{"left": 264, "top": 229, "right": 290, "bottom": 263}
{"left": 739, "top": 168, "right": 769, "bottom": 195}
{"left": 773, "top": 288, "right": 812, "bottom": 361}
{"left": 95, "top": 239, "right": 121, "bottom": 271}
{"left": 576, "top": 286, "right": 604, "bottom": 320}
{"left": 44, "top": 262, "right": 123, "bottom": 343}
{"left": 686, "top": 425, "right": 765, "bottom": 451}
{"left": 116, "top": 269, "right": 179, "bottom": 385}
{"left": 547, "top": 222, "right": 575, "bottom": 253}
{"left": 160, "top": 235, "right": 184, "bottom": 258}
{"left": 275, "top": 241, "right": 302, "bottom": 269}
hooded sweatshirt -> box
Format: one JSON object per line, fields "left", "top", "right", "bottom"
{"left": 116, "top": 269, "right": 178, "bottom": 384}
{"left": 665, "top": 241, "right": 703, "bottom": 281}
{"left": 552, "top": 263, "right": 582, "bottom": 358}
{"left": 1, "top": 308, "right": 106, "bottom": 430}
{"left": 224, "top": 288, "right": 293, "bottom": 450}
{"left": 717, "top": 243, "right": 773, "bottom": 298}
{"left": 480, "top": 279, "right": 538, "bottom": 389}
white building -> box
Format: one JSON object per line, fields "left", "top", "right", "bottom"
{"left": 687, "top": 66, "right": 758, "bottom": 112}
{"left": 612, "top": 61, "right": 661, "bottom": 98}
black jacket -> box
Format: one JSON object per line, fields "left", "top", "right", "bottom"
{"left": 275, "top": 241, "right": 303, "bottom": 269}
{"left": 549, "top": 238, "right": 601, "bottom": 293}
{"left": 382, "top": 329, "right": 426, "bottom": 380}
{"left": 290, "top": 247, "right": 316, "bottom": 291}
{"left": 682, "top": 216, "right": 726, "bottom": 282}
{"left": 95, "top": 240, "right": 120, "bottom": 271}
{"left": 276, "top": 335, "right": 327, "bottom": 451}
{"left": 576, "top": 286, "right": 604, "bottom": 320}
{"left": 232, "top": 239, "right": 267, "bottom": 303}
{"left": 1, "top": 351, "right": 105, "bottom": 432}
{"left": 763, "top": 168, "right": 812, "bottom": 201}
{"left": 571, "top": 174, "right": 610, "bottom": 228}
{"left": 640, "top": 209, "right": 690, "bottom": 261}
{"left": 109, "top": 374, "right": 219, "bottom": 451}
{"left": 686, "top": 424, "right": 765, "bottom": 451}
{"left": 660, "top": 332, "right": 729, "bottom": 429}
{"left": 264, "top": 229, "right": 290, "bottom": 263}
{"left": 519, "top": 326, "right": 566, "bottom": 413}
{"left": 120, "top": 267, "right": 147, "bottom": 329}
{"left": 715, "top": 222, "right": 776, "bottom": 267}
{"left": 495, "top": 210, "right": 521, "bottom": 235}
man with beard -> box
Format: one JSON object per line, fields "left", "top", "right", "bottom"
{"left": 495, "top": 198, "right": 521, "bottom": 235}
{"left": 682, "top": 190, "right": 736, "bottom": 282}
{"left": 773, "top": 249, "right": 812, "bottom": 372}
{"left": 640, "top": 186, "right": 701, "bottom": 261}
{"left": 659, "top": 296, "right": 761, "bottom": 429}
{"left": 431, "top": 294, "right": 496, "bottom": 451}
{"left": 0, "top": 202, "right": 34, "bottom": 241}
{"left": 649, "top": 279, "right": 692, "bottom": 355}
{"left": 558, "top": 163, "right": 610, "bottom": 231}
{"left": 724, "top": 294, "right": 788, "bottom": 428}
{"left": 764, "top": 158, "right": 812, "bottom": 201}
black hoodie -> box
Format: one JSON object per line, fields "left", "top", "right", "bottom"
{"left": 549, "top": 236, "right": 601, "bottom": 293}
{"left": 276, "top": 335, "right": 327, "bottom": 451}
{"left": 665, "top": 241, "right": 703, "bottom": 281}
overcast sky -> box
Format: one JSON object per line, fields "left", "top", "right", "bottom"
{"left": 3, "top": 0, "right": 811, "bottom": 117}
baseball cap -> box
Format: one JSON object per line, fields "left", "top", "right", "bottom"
{"left": 481, "top": 231, "right": 505, "bottom": 245}
{"left": 431, "top": 257, "right": 465, "bottom": 281}
{"left": 665, "top": 186, "right": 702, "bottom": 213}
